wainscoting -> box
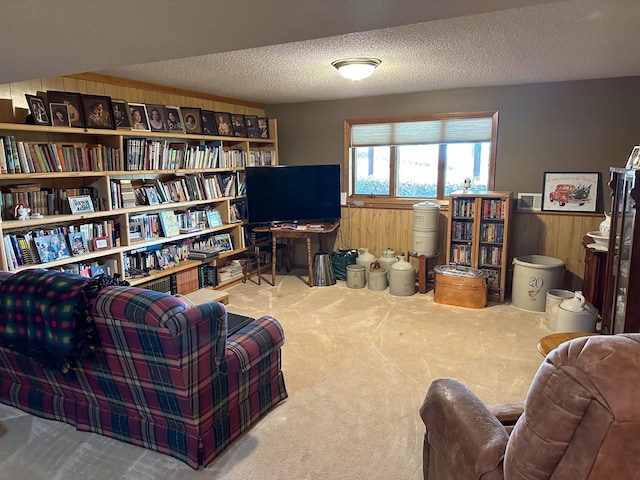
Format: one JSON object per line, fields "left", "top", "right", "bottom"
{"left": 288, "top": 206, "right": 602, "bottom": 293}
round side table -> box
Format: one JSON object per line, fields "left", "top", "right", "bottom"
{"left": 537, "top": 332, "right": 599, "bottom": 357}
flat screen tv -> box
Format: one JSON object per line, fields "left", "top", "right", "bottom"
{"left": 245, "top": 165, "right": 341, "bottom": 225}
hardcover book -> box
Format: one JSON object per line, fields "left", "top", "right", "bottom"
{"left": 158, "top": 210, "right": 180, "bottom": 237}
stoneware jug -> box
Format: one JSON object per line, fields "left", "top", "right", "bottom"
{"left": 378, "top": 247, "right": 397, "bottom": 280}
{"left": 356, "top": 248, "right": 376, "bottom": 279}
{"left": 367, "top": 260, "right": 388, "bottom": 291}
{"left": 346, "top": 264, "right": 366, "bottom": 289}
{"left": 388, "top": 255, "right": 416, "bottom": 296}
{"left": 553, "top": 291, "right": 598, "bottom": 333}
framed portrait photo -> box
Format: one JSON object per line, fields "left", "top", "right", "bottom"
{"left": 25, "top": 94, "right": 51, "bottom": 126}
{"left": 34, "top": 233, "right": 71, "bottom": 264}
{"left": 180, "top": 107, "right": 202, "bottom": 134}
{"left": 231, "top": 114, "right": 247, "bottom": 137}
{"left": 541, "top": 172, "right": 600, "bottom": 213}
{"left": 68, "top": 195, "right": 95, "bottom": 214}
{"left": 257, "top": 117, "right": 270, "bottom": 139}
{"left": 129, "top": 103, "right": 150, "bottom": 131}
{"left": 200, "top": 110, "right": 218, "bottom": 135}
{"left": 215, "top": 112, "right": 233, "bottom": 137}
{"left": 68, "top": 231, "right": 89, "bottom": 256}
{"left": 46, "top": 91, "right": 84, "bottom": 127}
{"left": 625, "top": 145, "right": 640, "bottom": 169}
{"left": 112, "top": 99, "right": 132, "bottom": 129}
{"left": 49, "top": 103, "right": 70, "bottom": 127}
{"left": 166, "top": 107, "right": 185, "bottom": 133}
{"left": 80, "top": 94, "right": 115, "bottom": 130}
{"left": 245, "top": 115, "right": 260, "bottom": 138}
{"left": 146, "top": 104, "right": 168, "bottom": 132}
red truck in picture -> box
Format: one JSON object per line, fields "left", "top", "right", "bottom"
{"left": 548, "top": 184, "right": 592, "bottom": 207}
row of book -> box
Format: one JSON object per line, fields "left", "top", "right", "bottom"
{"left": 246, "top": 150, "right": 275, "bottom": 167}
{"left": 481, "top": 199, "right": 507, "bottom": 220}
{"left": 451, "top": 199, "right": 476, "bottom": 218}
{"left": 0, "top": 136, "right": 120, "bottom": 174}
{"left": 125, "top": 138, "right": 224, "bottom": 171}
{"left": 449, "top": 244, "right": 472, "bottom": 265}
{"left": 480, "top": 223, "right": 505, "bottom": 243}
{"left": 58, "top": 260, "right": 116, "bottom": 279}
{"left": 1, "top": 185, "right": 101, "bottom": 220}
{"left": 479, "top": 245, "right": 503, "bottom": 267}
{"left": 451, "top": 220, "right": 474, "bottom": 241}
{"left": 3, "top": 219, "right": 118, "bottom": 271}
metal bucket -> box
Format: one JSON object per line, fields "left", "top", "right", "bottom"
{"left": 312, "top": 252, "right": 336, "bottom": 287}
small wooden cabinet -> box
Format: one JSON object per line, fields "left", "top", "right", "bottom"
{"left": 581, "top": 239, "right": 608, "bottom": 312}
{"left": 446, "top": 192, "right": 512, "bottom": 302}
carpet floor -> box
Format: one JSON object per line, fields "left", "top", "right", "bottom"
{"left": 0, "top": 269, "right": 552, "bottom": 479}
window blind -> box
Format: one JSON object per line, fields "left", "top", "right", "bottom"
{"left": 351, "top": 117, "right": 493, "bottom": 147}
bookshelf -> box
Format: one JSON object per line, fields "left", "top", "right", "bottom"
{"left": 0, "top": 120, "right": 278, "bottom": 290}
{"left": 446, "top": 192, "right": 512, "bottom": 303}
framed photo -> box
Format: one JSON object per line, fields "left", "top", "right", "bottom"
{"left": 180, "top": 107, "right": 202, "bottom": 134}
{"left": 147, "top": 104, "right": 168, "bottom": 132}
{"left": 34, "top": 233, "right": 71, "bottom": 264}
{"left": 80, "top": 94, "right": 115, "bottom": 129}
{"left": 165, "top": 106, "right": 185, "bottom": 133}
{"left": 49, "top": 103, "right": 70, "bottom": 127}
{"left": 541, "top": 172, "right": 600, "bottom": 213}
{"left": 68, "top": 231, "right": 89, "bottom": 256}
{"left": 144, "top": 186, "right": 160, "bottom": 205}
{"left": 68, "top": 195, "right": 95, "bottom": 214}
{"left": 92, "top": 236, "right": 111, "bottom": 251}
{"left": 231, "top": 114, "right": 247, "bottom": 137}
{"left": 257, "top": 117, "right": 270, "bottom": 139}
{"left": 626, "top": 145, "right": 640, "bottom": 169}
{"left": 46, "top": 91, "right": 84, "bottom": 127}
{"left": 215, "top": 112, "right": 233, "bottom": 136}
{"left": 200, "top": 110, "right": 218, "bottom": 135}
{"left": 245, "top": 115, "right": 260, "bottom": 138}
{"left": 25, "top": 94, "right": 51, "bottom": 126}
{"left": 129, "top": 103, "right": 150, "bottom": 131}
{"left": 112, "top": 99, "right": 132, "bottom": 129}
{"left": 213, "top": 233, "right": 233, "bottom": 253}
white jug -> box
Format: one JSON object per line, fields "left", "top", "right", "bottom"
{"left": 599, "top": 212, "right": 611, "bottom": 235}
{"left": 554, "top": 291, "right": 598, "bottom": 333}
{"left": 378, "top": 247, "right": 397, "bottom": 280}
{"left": 357, "top": 248, "right": 376, "bottom": 279}
{"left": 388, "top": 255, "right": 416, "bottom": 296}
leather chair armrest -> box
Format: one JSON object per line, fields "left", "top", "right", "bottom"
{"left": 420, "top": 379, "right": 509, "bottom": 480}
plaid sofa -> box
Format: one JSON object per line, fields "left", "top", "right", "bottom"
{"left": 0, "top": 269, "right": 287, "bottom": 469}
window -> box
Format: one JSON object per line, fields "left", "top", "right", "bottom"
{"left": 345, "top": 112, "right": 498, "bottom": 204}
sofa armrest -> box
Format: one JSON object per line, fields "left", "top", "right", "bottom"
{"left": 226, "top": 316, "right": 285, "bottom": 374}
{"left": 421, "top": 378, "right": 509, "bottom": 480}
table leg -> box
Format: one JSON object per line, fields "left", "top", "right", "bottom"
{"left": 307, "top": 236, "right": 313, "bottom": 286}
{"left": 418, "top": 255, "right": 428, "bottom": 294}
{"left": 272, "top": 236, "right": 277, "bottom": 286}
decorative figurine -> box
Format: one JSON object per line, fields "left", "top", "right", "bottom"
{"left": 14, "top": 203, "right": 31, "bottom": 220}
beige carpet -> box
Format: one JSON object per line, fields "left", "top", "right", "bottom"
{"left": 0, "top": 270, "right": 552, "bottom": 479}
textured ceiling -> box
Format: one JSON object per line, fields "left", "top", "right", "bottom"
{"left": 2, "top": 0, "right": 639, "bottom": 105}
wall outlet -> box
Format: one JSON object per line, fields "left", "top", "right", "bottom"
{"left": 340, "top": 192, "right": 347, "bottom": 205}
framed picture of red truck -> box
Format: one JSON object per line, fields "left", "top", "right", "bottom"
{"left": 542, "top": 172, "right": 600, "bottom": 213}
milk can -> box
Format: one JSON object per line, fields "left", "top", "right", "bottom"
{"left": 388, "top": 255, "right": 416, "bottom": 296}
{"left": 378, "top": 247, "right": 397, "bottom": 280}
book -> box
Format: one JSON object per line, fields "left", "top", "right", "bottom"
{"left": 206, "top": 210, "right": 223, "bottom": 228}
{"left": 158, "top": 210, "right": 180, "bottom": 237}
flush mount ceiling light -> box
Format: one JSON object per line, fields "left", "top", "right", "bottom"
{"left": 331, "top": 57, "right": 381, "bottom": 81}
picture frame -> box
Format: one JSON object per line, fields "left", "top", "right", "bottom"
{"left": 34, "top": 233, "right": 72, "bottom": 264}
{"left": 68, "top": 195, "right": 95, "bottom": 214}
{"left": 80, "top": 94, "right": 116, "bottom": 129}
{"left": 200, "top": 110, "right": 218, "bottom": 135}
{"left": 231, "top": 113, "right": 247, "bottom": 137}
{"left": 214, "top": 112, "right": 233, "bottom": 136}
{"left": 257, "top": 117, "right": 270, "bottom": 139}
{"left": 165, "top": 106, "right": 185, "bottom": 133}
{"left": 25, "top": 94, "right": 51, "bottom": 126}
{"left": 180, "top": 107, "right": 202, "bottom": 134}
{"left": 112, "top": 99, "right": 132, "bottom": 129}
{"left": 541, "top": 172, "right": 600, "bottom": 213}
{"left": 146, "top": 104, "right": 168, "bottom": 132}
{"left": 245, "top": 115, "right": 260, "bottom": 138}
{"left": 92, "top": 236, "right": 111, "bottom": 251}
{"left": 144, "top": 186, "right": 160, "bottom": 205}
{"left": 129, "top": 103, "right": 150, "bottom": 131}
{"left": 49, "top": 103, "right": 70, "bottom": 127}
{"left": 68, "top": 231, "right": 89, "bottom": 255}
{"left": 625, "top": 145, "right": 640, "bottom": 169}
{"left": 46, "top": 91, "right": 84, "bottom": 127}
{"left": 213, "top": 233, "right": 233, "bottom": 253}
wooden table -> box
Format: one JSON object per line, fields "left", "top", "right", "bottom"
{"left": 537, "top": 332, "right": 599, "bottom": 357}
{"left": 254, "top": 221, "right": 340, "bottom": 286}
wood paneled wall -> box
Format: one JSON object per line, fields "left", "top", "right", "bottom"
{"left": 297, "top": 206, "right": 602, "bottom": 292}
{"left": 0, "top": 73, "right": 264, "bottom": 123}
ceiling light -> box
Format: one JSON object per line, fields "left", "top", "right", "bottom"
{"left": 331, "top": 57, "right": 381, "bottom": 81}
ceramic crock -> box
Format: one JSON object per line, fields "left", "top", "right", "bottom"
{"left": 367, "top": 260, "right": 388, "bottom": 291}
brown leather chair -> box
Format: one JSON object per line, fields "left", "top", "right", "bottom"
{"left": 420, "top": 334, "right": 640, "bottom": 480}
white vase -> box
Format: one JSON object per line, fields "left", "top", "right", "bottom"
{"left": 599, "top": 212, "right": 611, "bottom": 235}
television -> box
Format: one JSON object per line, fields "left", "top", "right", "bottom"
{"left": 245, "top": 165, "right": 341, "bottom": 225}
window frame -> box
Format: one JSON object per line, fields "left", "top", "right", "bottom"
{"left": 343, "top": 111, "right": 498, "bottom": 206}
